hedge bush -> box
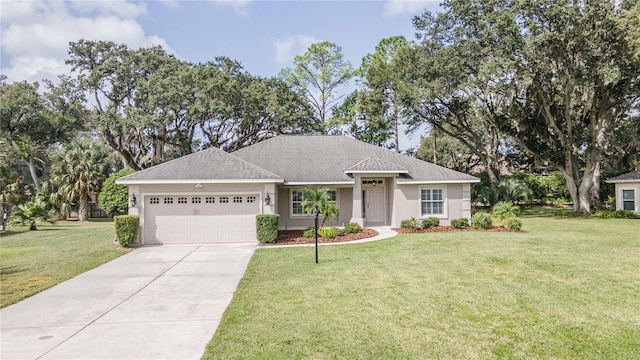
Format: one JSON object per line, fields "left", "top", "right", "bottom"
{"left": 451, "top": 218, "right": 469, "bottom": 229}
{"left": 593, "top": 210, "right": 639, "bottom": 219}
{"left": 400, "top": 218, "right": 419, "bottom": 232}
{"left": 492, "top": 201, "right": 520, "bottom": 224}
{"left": 421, "top": 217, "right": 440, "bottom": 229}
{"left": 303, "top": 227, "right": 316, "bottom": 238}
{"left": 318, "top": 227, "right": 339, "bottom": 239}
{"left": 505, "top": 217, "right": 523, "bottom": 231}
{"left": 472, "top": 211, "right": 493, "bottom": 230}
{"left": 344, "top": 222, "right": 363, "bottom": 234}
{"left": 114, "top": 215, "right": 139, "bottom": 247}
{"left": 256, "top": 214, "right": 279, "bottom": 244}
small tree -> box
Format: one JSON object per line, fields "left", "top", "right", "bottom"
{"left": 99, "top": 169, "right": 135, "bottom": 216}
{"left": 302, "top": 187, "right": 340, "bottom": 227}
{"left": 8, "top": 200, "right": 54, "bottom": 230}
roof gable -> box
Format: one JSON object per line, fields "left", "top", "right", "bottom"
{"left": 345, "top": 157, "right": 407, "bottom": 173}
{"left": 117, "top": 146, "right": 283, "bottom": 184}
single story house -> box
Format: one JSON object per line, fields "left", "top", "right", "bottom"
{"left": 117, "top": 136, "right": 480, "bottom": 245}
{"left": 605, "top": 171, "right": 640, "bottom": 214}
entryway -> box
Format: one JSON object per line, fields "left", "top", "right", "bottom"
{"left": 365, "top": 187, "right": 385, "bottom": 223}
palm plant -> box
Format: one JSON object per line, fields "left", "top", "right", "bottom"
{"left": 302, "top": 187, "right": 340, "bottom": 227}
{"left": 492, "top": 201, "right": 520, "bottom": 225}
{"left": 8, "top": 200, "right": 54, "bottom": 230}
{"left": 50, "top": 140, "right": 109, "bottom": 222}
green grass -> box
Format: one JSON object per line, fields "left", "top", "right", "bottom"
{"left": 0, "top": 220, "right": 131, "bottom": 308}
{"left": 204, "top": 217, "right": 640, "bottom": 359}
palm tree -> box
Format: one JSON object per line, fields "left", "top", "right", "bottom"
{"left": 8, "top": 200, "right": 54, "bottom": 230}
{"left": 302, "top": 187, "right": 340, "bottom": 227}
{"left": 50, "top": 140, "right": 109, "bottom": 222}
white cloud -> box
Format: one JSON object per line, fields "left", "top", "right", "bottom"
{"left": 208, "top": 0, "right": 252, "bottom": 15}
{"left": 0, "top": 0, "right": 171, "bottom": 83}
{"left": 383, "top": 0, "right": 437, "bottom": 17}
{"left": 270, "top": 35, "right": 320, "bottom": 64}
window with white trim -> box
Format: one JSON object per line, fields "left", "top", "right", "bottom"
{"left": 622, "top": 189, "right": 635, "bottom": 211}
{"left": 192, "top": 197, "right": 201, "bottom": 204}
{"left": 291, "top": 189, "right": 338, "bottom": 216}
{"left": 220, "top": 196, "right": 229, "bottom": 203}
{"left": 233, "top": 196, "right": 242, "bottom": 203}
{"left": 205, "top": 197, "right": 215, "bottom": 204}
{"left": 247, "top": 196, "right": 257, "bottom": 203}
{"left": 164, "top": 197, "right": 173, "bottom": 204}
{"left": 421, "top": 188, "right": 445, "bottom": 216}
{"left": 150, "top": 197, "right": 159, "bottom": 204}
{"left": 177, "top": 197, "right": 187, "bottom": 204}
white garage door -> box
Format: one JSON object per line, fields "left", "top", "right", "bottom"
{"left": 145, "top": 194, "right": 260, "bottom": 244}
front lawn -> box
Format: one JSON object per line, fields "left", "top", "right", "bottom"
{"left": 0, "top": 220, "right": 131, "bottom": 308}
{"left": 205, "top": 217, "right": 640, "bottom": 359}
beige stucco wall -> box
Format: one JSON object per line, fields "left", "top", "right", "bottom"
{"left": 277, "top": 186, "right": 353, "bottom": 229}
{"left": 391, "top": 182, "right": 470, "bottom": 227}
{"left": 615, "top": 182, "right": 640, "bottom": 214}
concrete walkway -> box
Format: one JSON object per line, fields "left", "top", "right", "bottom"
{"left": 0, "top": 242, "right": 256, "bottom": 360}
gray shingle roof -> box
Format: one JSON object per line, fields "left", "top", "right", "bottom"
{"left": 606, "top": 171, "right": 640, "bottom": 183}
{"left": 117, "top": 146, "right": 283, "bottom": 184}
{"left": 345, "top": 157, "right": 407, "bottom": 173}
{"left": 232, "top": 136, "right": 479, "bottom": 183}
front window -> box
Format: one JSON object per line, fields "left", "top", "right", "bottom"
{"left": 622, "top": 189, "right": 635, "bottom": 211}
{"left": 291, "top": 189, "right": 338, "bottom": 216}
{"left": 421, "top": 188, "right": 444, "bottom": 216}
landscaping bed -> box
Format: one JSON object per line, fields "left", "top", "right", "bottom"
{"left": 392, "top": 225, "right": 508, "bottom": 234}
{"left": 265, "top": 228, "right": 379, "bottom": 245}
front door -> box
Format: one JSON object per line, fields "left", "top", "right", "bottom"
{"left": 365, "top": 187, "right": 384, "bottom": 223}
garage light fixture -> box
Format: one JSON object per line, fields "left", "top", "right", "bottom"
{"left": 129, "top": 193, "right": 137, "bottom": 207}
{"left": 195, "top": 183, "right": 203, "bottom": 188}
{"left": 264, "top": 193, "right": 271, "bottom": 205}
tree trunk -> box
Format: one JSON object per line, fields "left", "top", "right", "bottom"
{"left": 561, "top": 157, "right": 597, "bottom": 213}
{"left": 433, "top": 131, "right": 437, "bottom": 164}
{"left": 26, "top": 158, "right": 41, "bottom": 192}
{"left": 78, "top": 192, "right": 89, "bottom": 222}
{"left": 591, "top": 162, "right": 601, "bottom": 209}
{"left": 30, "top": 222, "right": 37, "bottom": 230}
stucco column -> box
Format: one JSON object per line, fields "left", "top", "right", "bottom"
{"left": 127, "top": 186, "right": 142, "bottom": 245}
{"left": 462, "top": 183, "right": 472, "bottom": 221}
{"left": 350, "top": 174, "right": 364, "bottom": 226}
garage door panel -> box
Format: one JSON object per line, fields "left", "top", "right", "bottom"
{"left": 145, "top": 195, "right": 259, "bottom": 244}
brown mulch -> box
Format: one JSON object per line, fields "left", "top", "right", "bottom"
{"left": 262, "top": 229, "right": 379, "bottom": 246}
{"left": 392, "top": 226, "right": 509, "bottom": 234}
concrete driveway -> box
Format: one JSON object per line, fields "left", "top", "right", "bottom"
{"left": 0, "top": 243, "right": 256, "bottom": 360}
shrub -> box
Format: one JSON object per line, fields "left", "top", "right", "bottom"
{"left": 99, "top": 169, "right": 136, "bottom": 216}
{"left": 318, "top": 227, "right": 340, "bottom": 239}
{"left": 472, "top": 211, "right": 493, "bottom": 230}
{"left": 451, "top": 218, "right": 469, "bottom": 229}
{"left": 505, "top": 217, "right": 523, "bottom": 231}
{"left": 344, "top": 222, "right": 363, "bottom": 234}
{"left": 492, "top": 201, "right": 520, "bottom": 224}
{"left": 593, "top": 210, "right": 639, "bottom": 219}
{"left": 421, "top": 217, "right": 440, "bottom": 229}
{"left": 256, "top": 214, "right": 279, "bottom": 243}
{"left": 8, "top": 200, "right": 55, "bottom": 230}
{"left": 114, "top": 215, "right": 139, "bottom": 247}
{"left": 303, "top": 227, "right": 316, "bottom": 238}
{"left": 400, "top": 218, "right": 419, "bottom": 232}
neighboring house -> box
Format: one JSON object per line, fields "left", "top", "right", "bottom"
{"left": 605, "top": 171, "right": 640, "bottom": 214}
{"left": 117, "top": 136, "right": 480, "bottom": 245}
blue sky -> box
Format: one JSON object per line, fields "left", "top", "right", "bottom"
{"left": 1, "top": 0, "right": 441, "bottom": 148}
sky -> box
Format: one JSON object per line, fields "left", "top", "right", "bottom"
{"left": 0, "top": 0, "right": 442, "bottom": 149}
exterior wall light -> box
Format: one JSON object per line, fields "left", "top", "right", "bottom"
{"left": 129, "top": 193, "right": 137, "bottom": 207}
{"left": 265, "top": 193, "right": 271, "bottom": 205}
{"left": 195, "top": 183, "right": 203, "bottom": 188}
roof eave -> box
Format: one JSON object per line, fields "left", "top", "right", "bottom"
{"left": 345, "top": 170, "right": 408, "bottom": 174}
{"left": 397, "top": 179, "right": 481, "bottom": 184}
{"left": 116, "top": 178, "right": 284, "bottom": 185}
{"left": 605, "top": 179, "right": 640, "bottom": 184}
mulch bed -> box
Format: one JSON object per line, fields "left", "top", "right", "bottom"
{"left": 262, "top": 229, "right": 379, "bottom": 246}
{"left": 392, "top": 226, "right": 509, "bottom": 234}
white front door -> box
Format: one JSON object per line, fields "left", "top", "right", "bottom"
{"left": 365, "top": 187, "right": 384, "bottom": 223}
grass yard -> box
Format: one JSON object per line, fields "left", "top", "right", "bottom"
{"left": 0, "top": 220, "right": 131, "bottom": 308}
{"left": 205, "top": 217, "right": 640, "bottom": 359}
